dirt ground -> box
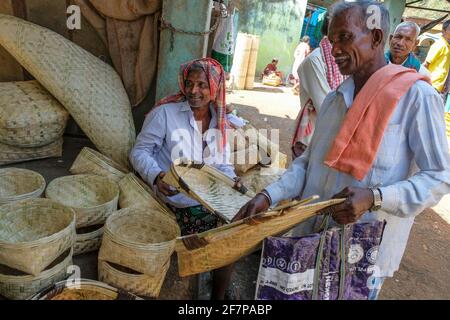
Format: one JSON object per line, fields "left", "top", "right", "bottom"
{"left": 225, "top": 82, "right": 450, "bottom": 300}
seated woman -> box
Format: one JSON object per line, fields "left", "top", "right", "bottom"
{"left": 262, "top": 58, "right": 283, "bottom": 79}
{"left": 129, "top": 58, "right": 238, "bottom": 300}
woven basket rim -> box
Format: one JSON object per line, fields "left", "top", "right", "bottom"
{"left": 29, "top": 278, "right": 142, "bottom": 300}
{"left": 104, "top": 208, "right": 180, "bottom": 247}
{"left": 99, "top": 259, "right": 169, "bottom": 278}
{"left": 45, "top": 174, "right": 119, "bottom": 210}
{"left": 0, "top": 168, "right": 46, "bottom": 201}
{"left": 76, "top": 224, "right": 104, "bottom": 241}
{"left": 0, "top": 248, "right": 72, "bottom": 282}
{"left": 80, "top": 147, "right": 129, "bottom": 174}
{"left": 0, "top": 198, "right": 76, "bottom": 247}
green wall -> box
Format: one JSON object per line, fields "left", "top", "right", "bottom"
{"left": 237, "top": 0, "right": 307, "bottom": 78}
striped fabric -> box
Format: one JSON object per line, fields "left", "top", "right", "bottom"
{"left": 292, "top": 37, "right": 346, "bottom": 147}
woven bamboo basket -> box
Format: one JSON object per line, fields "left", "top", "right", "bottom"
{"left": 99, "top": 207, "right": 180, "bottom": 276}
{"left": 0, "top": 248, "right": 72, "bottom": 300}
{"left": 118, "top": 173, "right": 175, "bottom": 219}
{"left": 0, "top": 198, "right": 76, "bottom": 276}
{"left": 0, "top": 14, "right": 135, "bottom": 169}
{"left": 74, "top": 224, "right": 104, "bottom": 256}
{"left": 175, "top": 198, "right": 344, "bottom": 277}
{"left": 0, "top": 138, "right": 63, "bottom": 166}
{"left": 98, "top": 259, "right": 169, "bottom": 298}
{"left": 70, "top": 147, "right": 129, "bottom": 182}
{"left": 30, "top": 279, "right": 142, "bottom": 300}
{"left": 0, "top": 81, "right": 69, "bottom": 148}
{"left": 162, "top": 160, "right": 256, "bottom": 223}
{"left": 240, "top": 166, "right": 287, "bottom": 193}
{"left": 0, "top": 168, "right": 46, "bottom": 205}
{"left": 45, "top": 174, "right": 119, "bottom": 228}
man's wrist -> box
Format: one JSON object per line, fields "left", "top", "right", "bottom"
{"left": 258, "top": 190, "right": 272, "bottom": 206}
{"left": 369, "top": 188, "right": 382, "bottom": 211}
{"left": 154, "top": 171, "right": 165, "bottom": 185}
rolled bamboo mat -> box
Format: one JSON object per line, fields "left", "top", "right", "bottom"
{"left": 231, "top": 33, "right": 252, "bottom": 90}
{"left": 245, "top": 35, "right": 260, "bottom": 90}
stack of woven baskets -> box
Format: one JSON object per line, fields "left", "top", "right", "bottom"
{"left": 45, "top": 173, "right": 119, "bottom": 256}
{"left": 0, "top": 81, "right": 69, "bottom": 166}
{"left": 98, "top": 207, "right": 180, "bottom": 298}
{"left": 0, "top": 194, "right": 76, "bottom": 300}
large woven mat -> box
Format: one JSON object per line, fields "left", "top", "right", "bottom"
{"left": 175, "top": 198, "right": 344, "bottom": 277}
{"left": 0, "top": 14, "right": 135, "bottom": 168}
{"left": 0, "top": 81, "right": 69, "bottom": 148}
{"left": 163, "top": 161, "right": 256, "bottom": 223}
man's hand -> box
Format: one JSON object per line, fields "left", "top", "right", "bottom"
{"left": 155, "top": 172, "right": 179, "bottom": 197}
{"left": 232, "top": 193, "right": 270, "bottom": 223}
{"left": 327, "top": 187, "right": 374, "bottom": 225}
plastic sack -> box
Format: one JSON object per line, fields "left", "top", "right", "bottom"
{"left": 255, "top": 220, "right": 385, "bottom": 300}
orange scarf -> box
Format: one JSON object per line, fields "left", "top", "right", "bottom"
{"left": 324, "top": 64, "right": 430, "bottom": 180}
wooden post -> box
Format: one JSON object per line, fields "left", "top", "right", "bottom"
{"left": 155, "top": 0, "right": 213, "bottom": 101}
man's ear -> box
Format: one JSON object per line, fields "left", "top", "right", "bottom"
{"left": 413, "top": 39, "right": 419, "bottom": 51}
{"left": 371, "top": 29, "right": 384, "bottom": 48}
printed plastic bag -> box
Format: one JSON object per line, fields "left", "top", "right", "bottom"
{"left": 255, "top": 220, "right": 385, "bottom": 300}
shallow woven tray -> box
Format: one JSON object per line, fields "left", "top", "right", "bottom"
{"left": 98, "top": 260, "right": 169, "bottom": 298}
{"left": 0, "top": 248, "right": 72, "bottom": 300}
{"left": 0, "top": 198, "right": 76, "bottom": 276}
{"left": 118, "top": 173, "right": 175, "bottom": 219}
{"left": 175, "top": 198, "right": 344, "bottom": 277}
{"left": 99, "top": 207, "right": 180, "bottom": 276}
{"left": 70, "top": 147, "right": 129, "bottom": 182}
{"left": 74, "top": 224, "right": 104, "bottom": 256}
{"left": 30, "top": 279, "right": 142, "bottom": 300}
{"left": 0, "top": 81, "right": 69, "bottom": 148}
{"left": 45, "top": 174, "right": 119, "bottom": 228}
{"left": 0, "top": 138, "right": 63, "bottom": 166}
{"left": 0, "top": 14, "right": 135, "bottom": 169}
{"left": 163, "top": 160, "right": 256, "bottom": 223}
{"left": 0, "top": 168, "right": 46, "bottom": 205}
{"left": 240, "top": 166, "right": 286, "bottom": 194}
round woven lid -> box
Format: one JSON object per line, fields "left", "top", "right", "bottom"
{"left": 0, "top": 168, "right": 46, "bottom": 203}
{"left": 45, "top": 174, "right": 119, "bottom": 209}
{"left": 0, "top": 198, "right": 75, "bottom": 245}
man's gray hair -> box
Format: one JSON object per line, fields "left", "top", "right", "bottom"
{"left": 329, "top": 0, "right": 390, "bottom": 45}
{"left": 394, "top": 21, "right": 421, "bottom": 39}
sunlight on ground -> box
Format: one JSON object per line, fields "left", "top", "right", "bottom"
{"left": 227, "top": 82, "right": 300, "bottom": 120}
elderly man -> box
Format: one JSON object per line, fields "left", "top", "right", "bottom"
{"left": 386, "top": 21, "right": 430, "bottom": 76}
{"left": 235, "top": 0, "right": 450, "bottom": 300}
{"left": 130, "top": 58, "right": 238, "bottom": 300}
{"left": 424, "top": 20, "right": 450, "bottom": 96}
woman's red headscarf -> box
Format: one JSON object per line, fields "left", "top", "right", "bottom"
{"left": 154, "top": 57, "right": 228, "bottom": 150}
